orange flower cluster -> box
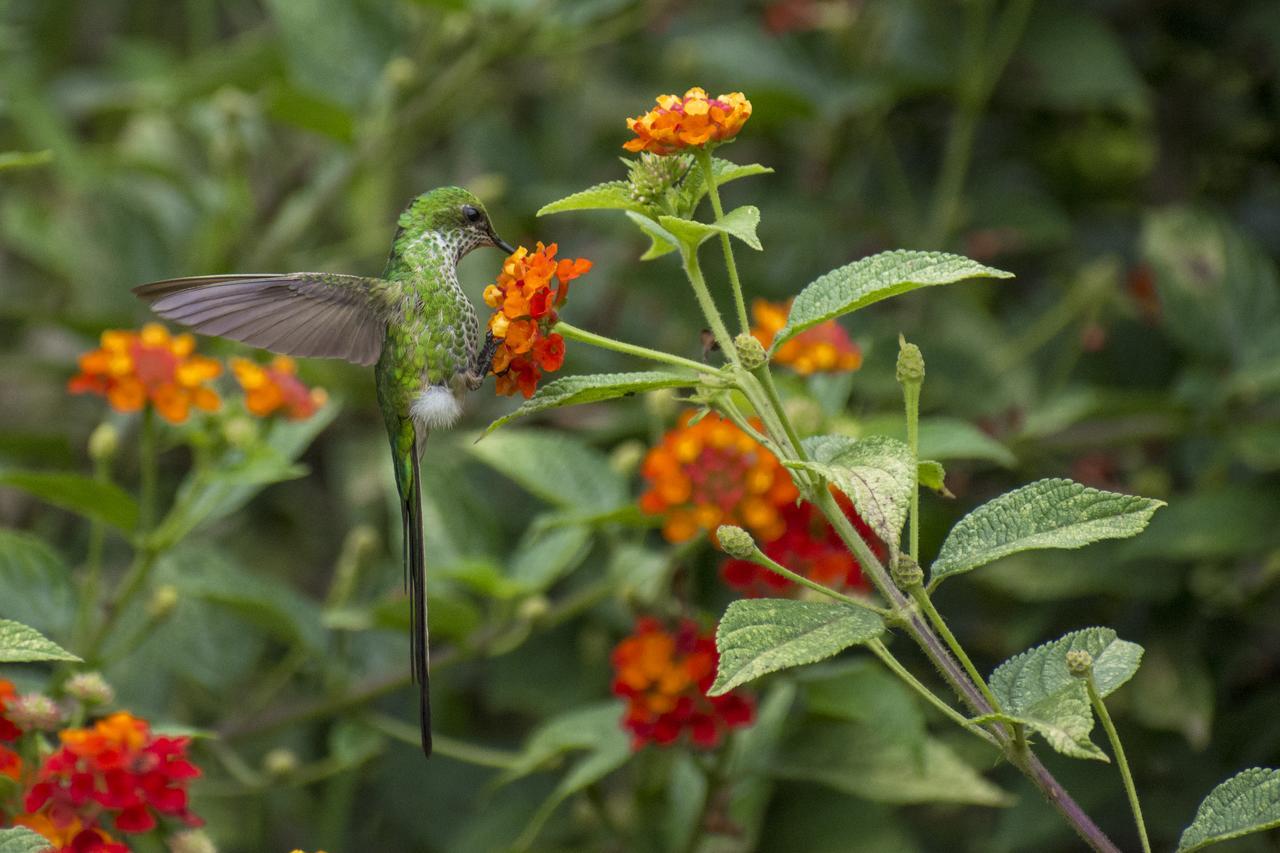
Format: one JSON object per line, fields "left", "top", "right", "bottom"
{"left": 0, "top": 679, "right": 22, "bottom": 782}
{"left": 485, "top": 242, "right": 592, "bottom": 398}
{"left": 639, "top": 412, "right": 798, "bottom": 543}
{"left": 21, "top": 712, "right": 203, "bottom": 848}
{"left": 231, "top": 356, "right": 327, "bottom": 420}
{"left": 750, "top": 299, "right": 862, "bottom": 375}
{"left": 720, "top": 496, "right": 883, "bottom": 597}
{"left": 68, "top": 324, "right": 221, "bottom": 423}
{"left": 611, "top": 618, "right": 753, "bottom": 749}
{"left": 624, "top": 87, "right": 753, "bottom": 155}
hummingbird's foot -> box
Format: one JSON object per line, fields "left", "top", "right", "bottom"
{"left": 468, "top": 332, "right": 501, "bottom": 389}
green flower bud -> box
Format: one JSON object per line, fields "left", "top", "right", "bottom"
{"left": 716, "top": 525, "right": 756, "bottom": 559}
{"left": 65, "top": 671, "right": 115, "bottom": 705}
{"left": 896, "top": 334, "right": 925, "bottom": 385}
{"left": 169, "top": 830, "right": 218, "bottom": 853}
{"left": 9, "top": 693, "right": 63, "bottom": 731}
{"left": 147, "top": 584, "right": 180, "bottom": 620}
{"left": 891, "top": 554, "right": 924, "bottom": 590}
{"left": 609, "top": 439, "right": 646, "bottom": 476}
{"left": 734, "top": 333, "right": 768, "bottom": 370}
{"left": 262, "top": 747, "right": 299, "bottom": 777}
{"left": 627, "top": 152, "right": 691, "bottom": 213}
{"left": 88, "top": 422, "right": 119, "bottom": 462}
{"left": 1066, "top": 649, "right": 1094, "bottom": 678}
{"left": 517, "top": 594, "right": 551, "bottom": 623}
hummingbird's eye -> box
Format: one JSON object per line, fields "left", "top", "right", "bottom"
{"left": 462, "top": 205, "right": 483, "bottom": 224}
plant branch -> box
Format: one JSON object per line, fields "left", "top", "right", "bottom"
{"left": 743, "top": 542, "right": 890, "bottom": 617}
{"left": 1088, "top": 673, "right": 1151, "bottom": 853}
{"left": 681, "top": 249, "right": 738, "bottom": 365}
{"left": 555, "top": 319, "right": 723, "bottom": 376}
{"left": 867, "top": 639, "right": 999, "bottom": 747}
{"left": 695, "top": 147, "right": 750, "bottom": 333}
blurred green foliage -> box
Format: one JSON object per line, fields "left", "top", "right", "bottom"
{"left": 3, "top": 0, "right": 1280, "bottom": 851}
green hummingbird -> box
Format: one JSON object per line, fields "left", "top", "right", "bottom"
{"left": 133, "top": 187, "right": 516, "bottom": 758}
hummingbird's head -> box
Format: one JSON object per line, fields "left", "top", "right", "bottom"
{"left": 401, "top": 187, "right": 516, "bottom": 257}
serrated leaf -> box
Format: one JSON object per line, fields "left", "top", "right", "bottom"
{"left": 0, "top": 470, "right": 138, "bottom": 533}
{"left": 467, "top": 430, "right": 626, "bottom": 511}
{"left": 0, "top": 826, "right": 53, "bottom": 853}
{"left": 681, "top": 158, "right": 773, "bottom": 208}
{"left": 625, "top": 211, "right": 678, "bottom": 260}
{"left": 775, "top": 251, "right": 1012, "bottom": 348}
{"left": 537, "top": 181, "right": 644, "bottom": 216}
{"left": 658, "top": 205, "right": 762, "bottom": 252}
{"left": 988, "top": 627, "right": 1143, "bottom": 761}
{"left": 485, "top": 371, "right": 698, "bottom": 433}
{"left": 0, "top": 617, "right": 80, "bottom": 662}
{"left": 796, "top": 435, "right": 914, "bottom": 552}
{"left": 929, "top": 478, "right": 1164, "bottom": 587}
{"left": 1178, "top": 768, "right": 1280, "bottom": 851}
{"left": 710, "top": 599, "right": 883, "bottom": 695}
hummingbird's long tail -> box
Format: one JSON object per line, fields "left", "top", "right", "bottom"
{"left": 394, "top": 422, "right": 432, "bottom": 757}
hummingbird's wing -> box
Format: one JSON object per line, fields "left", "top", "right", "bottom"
{"left": 133, "top": 273, "right": 394, "bottom": 366}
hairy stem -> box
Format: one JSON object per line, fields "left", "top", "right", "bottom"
{"left": 555, "top": 320, "right": 722, "bottom": 376}
{"left": 903, "top": 377, "right": 921, "bottom": 561}
{"left": 909, "top": 586, "right": 1003, "bottom": 715}
{"left": 695, "top": 147, "right": 750, "bottom": 333}
{"left": 744, "top": 543, "right": 889, "bottom": 616}
{"left": 1088, "top": 674, "right": 1152, "bottom": 853}
{"left": 867, "top": 639, "right": 999, "bottom": 747}
{"left": 681, "top": 250, "right": 738, "bottom": 365}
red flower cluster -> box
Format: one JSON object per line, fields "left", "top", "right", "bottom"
{"left": 721, "top": 495, "right": 883, "bottom": 597}
{"left": 611, "top": 618, "right": 754, "bottom": 749}
{"left": 0, "top": 679, "right": 22, "bottom": 781}
{"left": 485, "top": 242, "right": 592, "bottom": 398}
{"left": 21, "top": 712, "right": 202, "bottom": 848}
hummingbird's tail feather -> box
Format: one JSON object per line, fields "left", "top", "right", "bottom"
{"left": 398, "top": 426, "right": 432, "bottom": 758}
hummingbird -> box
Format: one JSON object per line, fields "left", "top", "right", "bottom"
{"left": 133, "top": 187, "right": 516, "bottom": 758}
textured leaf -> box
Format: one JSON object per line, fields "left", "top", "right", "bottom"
{"left": 709, "top": 599, "right": 883, "bottom": 695}
{"left": 0, "top": 470, "right": 138, "bottom": 532}
{"left": 485, "top": 371, "right": 698, "bottom": 433}
{"left": 796, "top": 435, "right": 914, "bottom": 551}
{"left": 0, "top": 617, "right": 80, "bottom": 663}
{"left": 467, "top": 430, "right": 626, "bottom": 511}
{"left": 625, "top": 211, "right": 678, "bottom": 260}
{"left": 775, "top": 251, "right": 1012, "bottom": 348}
{"left": 1178, "top": 768, "right": 1280, "bottom": 851}
{"left": 658, "top": 205, "right": 762, "bottom": 251}
{"left": 0, "top": 827, "right": 53, "bottom": 853}
{"left": 930, "top": 478, "right": 1164, "bottom": 587}
{"left": 774, "top": 719, "right": 1011, "bottom": 806}
{"left": 989, "top": 627, "right": 1143, "bottom": 760}
{"left": 537, "top": 181, "right": 644, "bottom": 216}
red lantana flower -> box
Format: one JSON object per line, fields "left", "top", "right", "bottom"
{"left": 485, "top": 242, "right": 592, "bottom": 398}
{"left": 611, "top": 618, "right": 754, "bottom": 750}
{"left": 0, "top": 679, "right": 22, "bottom": 781}
{"left": 720, "top": 495, "right": 884, "bottom": 597}
{"left": 23, "top": 712, "right": 203, "bottom": 840}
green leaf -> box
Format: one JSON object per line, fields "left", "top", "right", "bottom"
{"left": 0, "top": 470, "right": 138, "bottom": 533}
{"left": 681, "top": 158, "right": 773, "bottom": 207}
{"left": 929, "top": 478, "right": 1164, "bottom": 587}
{"left": 773, "top": 719, "right": 1012, "bottom": 806}
{"left": 506, "top": 523, "right": 592, "bottom": 593}
{"left": 537, "top": 181, "right": 644, "bottom": 216}
{"left": 484, "top": 371, "right": 698, "bottom": 433}
{"left": 774, "top": 251, "right": 1012, "bottom": 349}
{"left": 658, "top": 205, "right": 762, "bottom": 251}
{"left": 0, "top": 150, "right": 53, "bottom": 172}
{"left": 859, "top": 415, "right": 1017, "bottom": 467}
{"left": 0, "top": 531, "right": 75, "bottom": 637}
{"left": 624, "top": 211, "right": 678, "bottom": 260}
{"left": 917, "top": 460, "right": 950, "bottom": 495}
{"left": 988, "top": 627, "right": 1143, "bottom": 761}
{"left": 800, "top": 660, "right": 926, "bottom": 752}
{"left": 1178, "top": 768, "right": 1280, "bottom": 852}
{"left": 0, "top": 617, "right": 80, "bottom": 663}
{"left": 796, "top": 434, "right": 914, "bottom": 551}
{"left": 496, "top": 701, "right": 628, "bottom": 788}
{"left": 467, "top": 430, "right": 626, "bottom": 511}
{"left": 0, "top": 826, "right": 53, "bottom": 853}
{"left": 709, "top": 599, "right": 884, "bottom": 695}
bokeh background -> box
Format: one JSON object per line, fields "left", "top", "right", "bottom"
{"left": 3, "top": 1, "right": 1280, "bottom": 851}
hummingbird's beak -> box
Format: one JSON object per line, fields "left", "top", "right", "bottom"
{"left": 491, "top": 231, "right": 516, "bottom": 254}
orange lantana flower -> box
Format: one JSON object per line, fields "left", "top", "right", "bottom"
{"left": 485, "top": 242, "right": 591, "bottom": 398}
{"left": 68, "top": 324, "right": 221, "bottom": 423}
{"left": 750, "top": 299, "right": 862, "bottom": 374}
{"left": 639, "top": 411, "right": 798, "bottom": 543}
{"left": 611, "top": 617, "right": 753, "bottom": 749}
{"left": 624, "top": 87, "right": 752, "bottom": 155}
{"left": 231, "top": 356, "right": 327, "bottom": 420}
{"left": 14, "top": 810, "right": 128, "bottom": 853}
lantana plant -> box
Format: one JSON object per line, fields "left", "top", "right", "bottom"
{"left": 482, "top": 86, "right": 1280, "bottom": 852}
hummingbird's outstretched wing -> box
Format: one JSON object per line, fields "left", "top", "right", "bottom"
{"left": 133, "top": 273, "right": 394, "bottom": 366}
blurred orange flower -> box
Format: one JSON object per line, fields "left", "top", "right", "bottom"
{"left": 639, "top": 411, "right": 798, "bottom": 543}
{"left": 750, "top": 299, "right": 862, "bottom": 374}
{"left": 485, "top": 242, "right": 591, "bottom": 398}
{"left": 13, "top": 811, "right": 128, "bottom": 853}
{"left": 624, "top": 87, "right": 752, "bottom": 155}
{"left": 611, "top": 617, "right": 753, "bottom": 749}
{"left": 68, "top": 324, "right": 221, "bottom": 423}
{"left": 231, "top": 356, "right": 327, "bottom": 420}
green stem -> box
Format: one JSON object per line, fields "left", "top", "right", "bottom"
{"left": 903, "top": 379, "right": 921, "bottom": 562}
{"left": 908, "top": 586, "right": 1002, "bottom": 715}
{"left": 746, "top": 544, "right": 889, "bottom": 617}
{"left": 74, "top": 455, "right": 111, "bottom": 650}
{"left": 554, "top": 320, "right": 722, "bottom": 376}
{"left": 86, "top": 546, "right": 159, "bottom": 662}
{"left": 754, "top": 367, "right": 806, "bottom": 460}
{"left": 139, "top": 406, "right": 157, "bottom": 532}
{"left": 362, "top": 712, "right": 519, "bottom": 769}
{"left": 695, "top": 147, "right": 750, "bottom": 333}
{"left": 867, "top": 639, "right": 999, "bottom": 747}
{"left": 1087, "top": 674, "right": 1152, "bottom": 853}
{"left": 681, "top": 249, "right": 738, "bottom": 365}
